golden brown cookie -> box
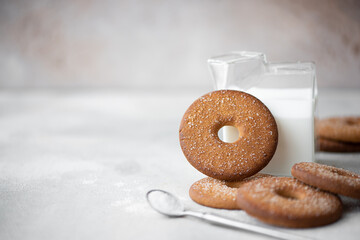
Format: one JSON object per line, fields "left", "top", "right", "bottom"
{"left": 317, "top": 137, "right": 360, "bottom": 152}
{"left": 189, "top": 173, "right": 272, "bottom": 209}
{"left": 179, "top": 90, "right": 278, "bottom": 181}
{"left": 236, "top": 177, "right": 342, "bottom": 228}
{"left": 292, "top": 162, "right": 360, "bottom": 199}
{"left": 317, "top": 117, "right": 360, "bottom": 143}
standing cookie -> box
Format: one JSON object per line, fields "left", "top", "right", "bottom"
{"left": 179, "top": 90, "right": 278, "bottom": 181}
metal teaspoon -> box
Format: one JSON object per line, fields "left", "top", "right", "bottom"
{"left": 146, "top": 189, "right": 312, "bottom": 240}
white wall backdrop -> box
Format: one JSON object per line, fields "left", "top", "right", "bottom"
{"left": 0, "top": 0, "right": 359, "bottom": 88}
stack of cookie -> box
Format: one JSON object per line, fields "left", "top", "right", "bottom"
{"left": 317, "top": 117, "right": 360, "bottom": 152}
{"left": 188, "top": 162, "right": 360, "bottom": 228}
{"left": 180, "top": 90, "right": 360, "bottom": 228}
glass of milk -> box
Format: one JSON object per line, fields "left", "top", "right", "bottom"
{"left": 208, "top": 51, "right": 317, "bottom": 176}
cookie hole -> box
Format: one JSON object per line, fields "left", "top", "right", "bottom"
{"left": 275, "top": 189, "right": 300, "bottom": 200}
{"left": 345, "top": 119, "right": 358, "bottom": 126}
{"left": 218, "top": 126, "right": 240, "bottom": 143}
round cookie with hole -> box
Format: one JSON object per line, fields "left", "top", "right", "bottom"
{"left": 317, "top": 117, "right": 360, "bottom": 143}
{"left": 189, "top": 173, "right": 272, "bottom": 209}
{"left": 292, "top": 162, "right": 360, "bottom": 199}
{"left": 317, "top": 137, "right": 360, "bottom": 152}
{"left": 179, "top": 90, "right": 278, "bottom": 181}
{"left": 236, "top": 177, "right": 342, "bottom": 228}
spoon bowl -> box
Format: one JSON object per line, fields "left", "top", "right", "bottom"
{"left": 146, "top": 189, "right": 185, "bottom": 217}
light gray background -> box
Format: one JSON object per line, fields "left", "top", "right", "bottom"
{"left": 0, "top": 0, "right": 360, "bottom": 88}
{"left": 1, "top": 1, "right": 360, "bottom": 239}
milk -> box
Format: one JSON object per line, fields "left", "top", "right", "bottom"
{"left": 208, "top": 52, "right": 317, "bottom": 176}
{"left": 224, "top": 88, "right": 315, "bottom": 175}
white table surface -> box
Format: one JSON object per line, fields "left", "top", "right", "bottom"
{"left": 0, "top": 87, "right": 360, "bottom": 240}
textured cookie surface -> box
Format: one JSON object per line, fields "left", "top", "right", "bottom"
{"left": 236, "top": 177, "right": 342, "bottom": 228}
{"left": 292, "top": 162, "right": 360, "bottom": 199}
{"left": 317, "top": 117, "right": 360, "bottom": 143}
{"left": 189, "top": 173, "right": 272, "bottom": 209}
{"left": 179, "top": 90, "right": 278, "bottom": 181}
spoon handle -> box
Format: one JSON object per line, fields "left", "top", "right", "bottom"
{"left": 185, "top": 211, "right": 312, "bottom": 240}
